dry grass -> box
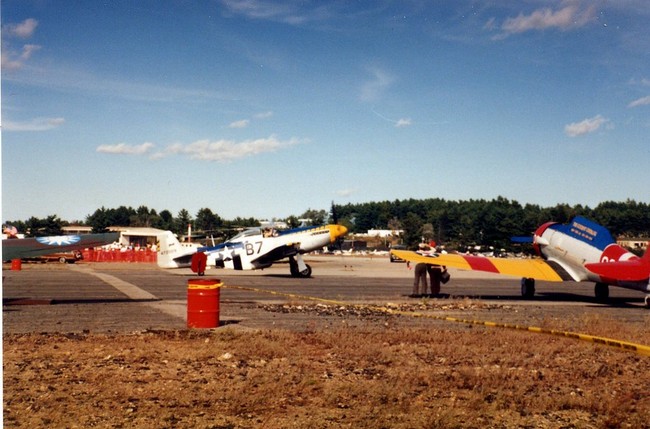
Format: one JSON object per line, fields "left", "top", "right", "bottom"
{"left": 4, "top": 320, "right": 650, "bottom": 429}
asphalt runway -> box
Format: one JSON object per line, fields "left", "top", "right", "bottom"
{"left": 3, "top": 256, "right": 649, "bottom": 334}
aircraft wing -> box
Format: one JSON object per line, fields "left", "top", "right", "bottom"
{"left": 2, "top": 233, "right": 120, "bottom": 261}
{"left": 253, "top": 243, "right": 299, "bottom": 266}
{"left": 585, "top": 261, "right": 650, "bottom": 282}
{"left": 390, "top": 250, "right": 564, "bottom": 282}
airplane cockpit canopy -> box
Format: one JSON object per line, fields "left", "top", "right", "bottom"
{"left": 229, "top": 228, "right": 262, "bottom": 241}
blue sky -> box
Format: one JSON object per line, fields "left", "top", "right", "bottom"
{"left": 2, "top": 0, "right": 649, "bottom": 223}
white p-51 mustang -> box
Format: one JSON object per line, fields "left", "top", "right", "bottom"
{"left": 157, "top": 224, "right": 347, "bottom": 277}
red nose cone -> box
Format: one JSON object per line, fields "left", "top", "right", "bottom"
{"left": 533, "top": 221, "right": 556, "bottom": 257}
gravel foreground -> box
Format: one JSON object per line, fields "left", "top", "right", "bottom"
{"left": 4, "top": 325, "right": 650, "bottom": 428}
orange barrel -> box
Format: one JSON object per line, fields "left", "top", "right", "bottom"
{"left": 11, "top": 259, "right": 22, "bottom": 271}
{"left": 187, "top": 278, "right": 222, "bottom": 328}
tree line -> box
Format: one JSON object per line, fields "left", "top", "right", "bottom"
{"left": 5, "top": 198, "right": 649, "bottom": 251}
{"left": 333, "top": 197, "right": 650, "bottom": 251}
{"left": 4, "top": 206, "right": 329, "bottom": 239}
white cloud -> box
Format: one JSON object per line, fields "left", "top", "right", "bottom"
{"left": 219, "top": 0, "right": 329, "bottom": 25}
{"left": 371, "top": 108, "right": 412, "bottom": 127}
{"left": 254, "top": 111, "right": 274, "bottom": 119}
{"left": 360, "top": 67, "right": 394, "bottom": 102}
{"left": 229, "top": 119, "right": 250, "bottom": 128}
{"left": 494, "top": 3, "right": 595, "bottom": 38}
{"left": 336, "top": 188, "right": 356, "bottom": 197}
{"left": 96, "top": 142, "right": 155, "bottom": 155}
{"left": 160, "top": 136, "right": 301, "bottom": 162}
{"left": 2, "top": 18, "right": 38, "bottom": 38}
{"left": 97, "top": 136, "right": 301, "bottom": 161}
{"left": 228, "top": 111, "right": 273, "bottom": 129}
{"left": 395, "top": 118, "right": 412, "bottom": 128}
{"left": 564, "top": 115, "right": 609, "bottom": 137}
{"left": 628, "top": 78, "right": 650, "bottom": 87}
{"left": 1, "top": 44, "right": 41, "bottom": 70}
{"left": 3, "top": 61, "right": 228, "bottom": 103}
{"left": 628, "top": 95, "right": 650, "bottom": 108}
{"left": 221, "top": 0, "right": 301, "bottom": 23}
{"left": 2, "top": 18, "right": 41, "bottom": 70}
{"left": 3, "top": 117, "right": 64, "bottom": 132}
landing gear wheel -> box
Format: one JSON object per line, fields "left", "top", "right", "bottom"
{"left": 644, "top": 295, "right": 650, "bottom": 309}
{"left": 290, "top": 258, "right": 299, "bottom": 277}
{"left": 520, "top": 277, "right": 535, "bottom": 299}
{"left": 289, "top": 255, "right": 312, "bottom": 278}
{"left": 290, "top": 262, "right": 312, "bottom": 278}
{"left": 298, "top": 264, "right": 312, "bottom": 278}
{"left": 594, "top": 283, "right": 609, "bottom": 302}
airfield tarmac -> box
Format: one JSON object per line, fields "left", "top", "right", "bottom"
{"left": 3, "top": 255, "right": 649, "bottom": 335}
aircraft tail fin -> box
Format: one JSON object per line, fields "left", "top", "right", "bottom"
{"left": 157, "top": 231, "right": 194, "bottom": 268}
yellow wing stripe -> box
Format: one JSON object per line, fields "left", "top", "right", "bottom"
{"left": 390, "top": 250, "right": 563, "bottom": 282}
{"left": 486, "top": 258, "right": 563, "bottom": 282}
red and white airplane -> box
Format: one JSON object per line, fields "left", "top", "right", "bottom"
{"left": 391, "top": 216, "right": 650, "bottom": 307}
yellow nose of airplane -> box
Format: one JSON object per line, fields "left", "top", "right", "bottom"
{"left": 328, "top": 224, "right": 348, "bottom": 242}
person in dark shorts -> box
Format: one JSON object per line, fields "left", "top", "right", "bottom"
{"left": 412, "top": 263, "right": 428, "bottom": 297}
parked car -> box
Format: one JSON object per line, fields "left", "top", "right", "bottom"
{"left": 25, "top": 251, "right": 83, "bottom": 264}
{"left": 389, "top": 244, "right": 407, "bottom": 262}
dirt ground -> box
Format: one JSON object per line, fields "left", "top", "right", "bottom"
{"left": 3, "top": 258, "right": 650, "bottom": 428}
{"left": 4, "top": 314, "right": 650, "bottom": 428}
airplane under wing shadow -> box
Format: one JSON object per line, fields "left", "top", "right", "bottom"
{"left": 2, "top": 232, "right": 120, "bottom": 261}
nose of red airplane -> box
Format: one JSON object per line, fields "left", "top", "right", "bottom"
{"left": 328, "top": 224, "right": 348, "bottom": 242}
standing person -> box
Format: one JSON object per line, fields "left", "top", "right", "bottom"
{"left": 427, "top": 264, "right": 442, "bottom": 297}
{"left": 412, "top": 263, "right": 428, "bottom": 297}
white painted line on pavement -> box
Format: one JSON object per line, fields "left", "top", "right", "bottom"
{"left": 69, "top": 265, "right": 186, "bottom": 321}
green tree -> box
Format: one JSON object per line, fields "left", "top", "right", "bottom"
{"left": 285, "top": 215, "right": 300, "bottom": 228}
{"left": 24, "top": 215, "right": 64, "bottom": 237}
{"left": 158, "top": 210, "right": 174, "bottom": 231}
{"left": 86, "top": 207, "right": 111, "bottom": 233}
{"left": 112, "top": 206, "right": 135, "bottom": 226}
{"left": 195, "top": 208, "right": 222, "bottom": 233}
{"left": 131, "top": 206, "right": 160, "bottom": 227}
{"left": 402, "top": 212, "right": 423, "bottom": 249}
{"left": 227, "top": 217, "right": 260, "bottom": 229}
{"left": 329, "top": 201, "right": 339, "bottom": 224}
{"left": 300, "top": 209, "right": 327, "bottom": 226}
{"left": 175, "top": 209, "right": 192, "bottom": 235}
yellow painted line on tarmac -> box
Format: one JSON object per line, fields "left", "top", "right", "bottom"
{"left": 223, "top": 284, "right": 650, "bottom": 357}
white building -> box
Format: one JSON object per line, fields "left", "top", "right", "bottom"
{"left": 367, "top": 229, "right": 403, "bottom": 238}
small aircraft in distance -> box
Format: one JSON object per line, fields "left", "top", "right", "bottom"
{"left": 2, "top": 230, "right": 120, "bottom": 261}
{"left": 157, "top": 224, "right": 348, "bottom": 277}
{"left": 390, "top": 216, "right": 650, "bottom": 307}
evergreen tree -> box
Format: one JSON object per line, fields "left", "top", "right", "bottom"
{"left": 24, "top": 215, "right": 64, "bottom": 237}
{"left": 402, "top": 212, "right": 423, "bottom": 249}
{"left": 195, "top": 208, "right": 222, "bottom": 233}
{"left": 175, "top": 209, "right": 192, "bottom": 235}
